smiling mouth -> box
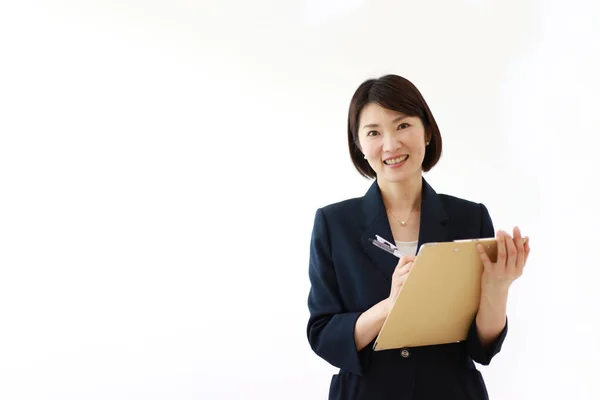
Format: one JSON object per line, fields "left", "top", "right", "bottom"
{"left": 384, "top": 155, "right": 409, "bottom": 165}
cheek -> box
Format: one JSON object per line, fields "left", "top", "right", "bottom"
{"left": 364, "top": 147, "right": 376, "bottom": 157}
{"left": 409, "top": 137, "right": 427, "bottom": 153}
{"left": 361, "top": 142, "right": 381, "bottom": 159}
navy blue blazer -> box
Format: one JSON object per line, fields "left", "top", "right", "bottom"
{"left": 306, "top": 177, "right": 508, "bottom": 400}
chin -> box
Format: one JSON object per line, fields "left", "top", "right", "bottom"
{"left": 379, "top": 167, "right": 421, "bottom": 182}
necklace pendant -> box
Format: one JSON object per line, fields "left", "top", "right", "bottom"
{"left": 401, "top": 221, "right": 407, "bottom": 226}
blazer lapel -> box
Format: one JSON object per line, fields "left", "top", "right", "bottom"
{"left": 417, "top": 178, "right": 450, "bottom": 251}
{"left": 360, "top": 177, "right": 450, "bottom": 282}
{"left": 360, "top": 181, "right": 398, "bottom": 280}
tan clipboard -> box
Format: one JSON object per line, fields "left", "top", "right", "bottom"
{"left": 373, "top": 238, "right": 498, "bottom": 351}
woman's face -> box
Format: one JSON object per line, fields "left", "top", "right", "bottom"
{"left": 357, "top": 103, "right": 429, "bottom": 183}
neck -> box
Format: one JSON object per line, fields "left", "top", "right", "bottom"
{"left": 378, "top": 173, "right": 423, "bottom": 213}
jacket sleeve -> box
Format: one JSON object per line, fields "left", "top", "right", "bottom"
{"left": 466, "top": 203, "right": 508, "bottom": 365}
{"left": 306, "top": 208, "right": 370, "bottom": 376}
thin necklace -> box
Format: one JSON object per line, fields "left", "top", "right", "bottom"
{"left": 387, "top": 208, "right": 418, "bottom": 227}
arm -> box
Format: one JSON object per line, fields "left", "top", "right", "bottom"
{"left": 466, "top": 204, "right": 508, "bottom": 365}
{"left": 354, "top": 299, "right": 390, "bottom": 351}
{"left": 476, "top": 284, "right": 509, "bottom": 349}
{"left": 354, "top": 257, "right": 413, "bottom": 350}
{"left": 306, "top": 208, "right": 371, "bottom": 376}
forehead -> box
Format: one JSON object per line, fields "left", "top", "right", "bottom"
{"left": 359, "top": 103, "right": 411, "bottom": 124}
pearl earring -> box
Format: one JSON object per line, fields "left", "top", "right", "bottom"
{"left": 426, "top": 141, "right": 430, "bottom": 145}
{"left": 363, "top": 154, "right": 367, "bottom": 159}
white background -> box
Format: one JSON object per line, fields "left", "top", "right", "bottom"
{"left": 1, "top": 0, "right": 599, "bottom": 399}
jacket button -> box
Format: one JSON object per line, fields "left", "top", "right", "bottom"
{"left": 400, "top": 349, "right": 410, "bottom": 358}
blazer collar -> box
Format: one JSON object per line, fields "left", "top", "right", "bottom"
{"left": 360, "top": 176, "right": 449, "bottom": 280}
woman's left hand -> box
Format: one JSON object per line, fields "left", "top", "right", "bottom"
{"left": 477, "top": 227, "right": 531, "bottom": 293}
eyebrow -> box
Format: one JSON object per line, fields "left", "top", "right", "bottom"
{"left": 362, "top": 115, "right": 409, "bottom": 129}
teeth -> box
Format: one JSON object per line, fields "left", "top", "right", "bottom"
{"left": 384, "top": 155, "right": 408, "bottom": 165}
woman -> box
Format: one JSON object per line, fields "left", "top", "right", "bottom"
{"left": 306, "top": 74, "right": 530, "bottom": 400}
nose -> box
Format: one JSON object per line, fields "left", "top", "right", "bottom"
{"left": 382, "top": 131, "right": 401, "bottom": 153}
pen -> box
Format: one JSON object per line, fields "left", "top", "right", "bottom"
{"left": 369, "top": 236, "right": 405, "bottom": 259}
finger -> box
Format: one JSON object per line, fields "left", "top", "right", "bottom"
{"left": 505, "top": 229, "right": 518, "bottom": 272}
{"left": 513, "top": 226, "right": 525, "bottom": 270}
{"left": 496, "top": 230, "right": 507, "bottom": 268}
{"left": 523, "top": 237, "right": 530, "bottom": 264}
{"left": 396, "top": 255, "right": 415, "bottom": 270}
{"left": 399, "top": 266, "right": 414, "bottom": 282}
{"left": 476, "top": 243, "right": 493, "bottom": 271}
{"left": 395, "top": 261, "right": 413, "bottom": 277}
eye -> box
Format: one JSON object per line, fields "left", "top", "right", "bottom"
{"left": 398, "top": 123, "right": 410, "bottom": 130}
{"left": 366, "top": 130, "right": 379, "bottom": 137}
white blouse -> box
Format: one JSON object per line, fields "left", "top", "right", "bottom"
{"left": 395, "top": 240, "right": 418, "bottom": 257}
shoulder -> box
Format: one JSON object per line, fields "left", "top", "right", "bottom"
{"left": 437, "top": 193, "right": 488, "bottom": 216}
{"left": 436, "top": 192, "right": 494, "bottom": 237}
{"left": 319, "top": 196, "right": 362, "bottom": 218}
{"left": 311, "top": 196, "right": 363, "bottom": 233}
{"left": 422, "top": 178, "right": 491, "bottom": 223}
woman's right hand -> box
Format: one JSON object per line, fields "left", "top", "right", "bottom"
{"left": 385, "top": 256, "right": 415, "bottom": 313}
{"left": 354, "top": 255, "right": 416, "bottom": 350}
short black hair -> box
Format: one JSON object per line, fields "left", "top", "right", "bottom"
{"left": 347, "top": 74, "right": 443, "bottom": 179}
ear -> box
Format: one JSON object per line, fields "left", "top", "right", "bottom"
{"left": 425, "top": 129, "right": 432, "bottom": 145}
